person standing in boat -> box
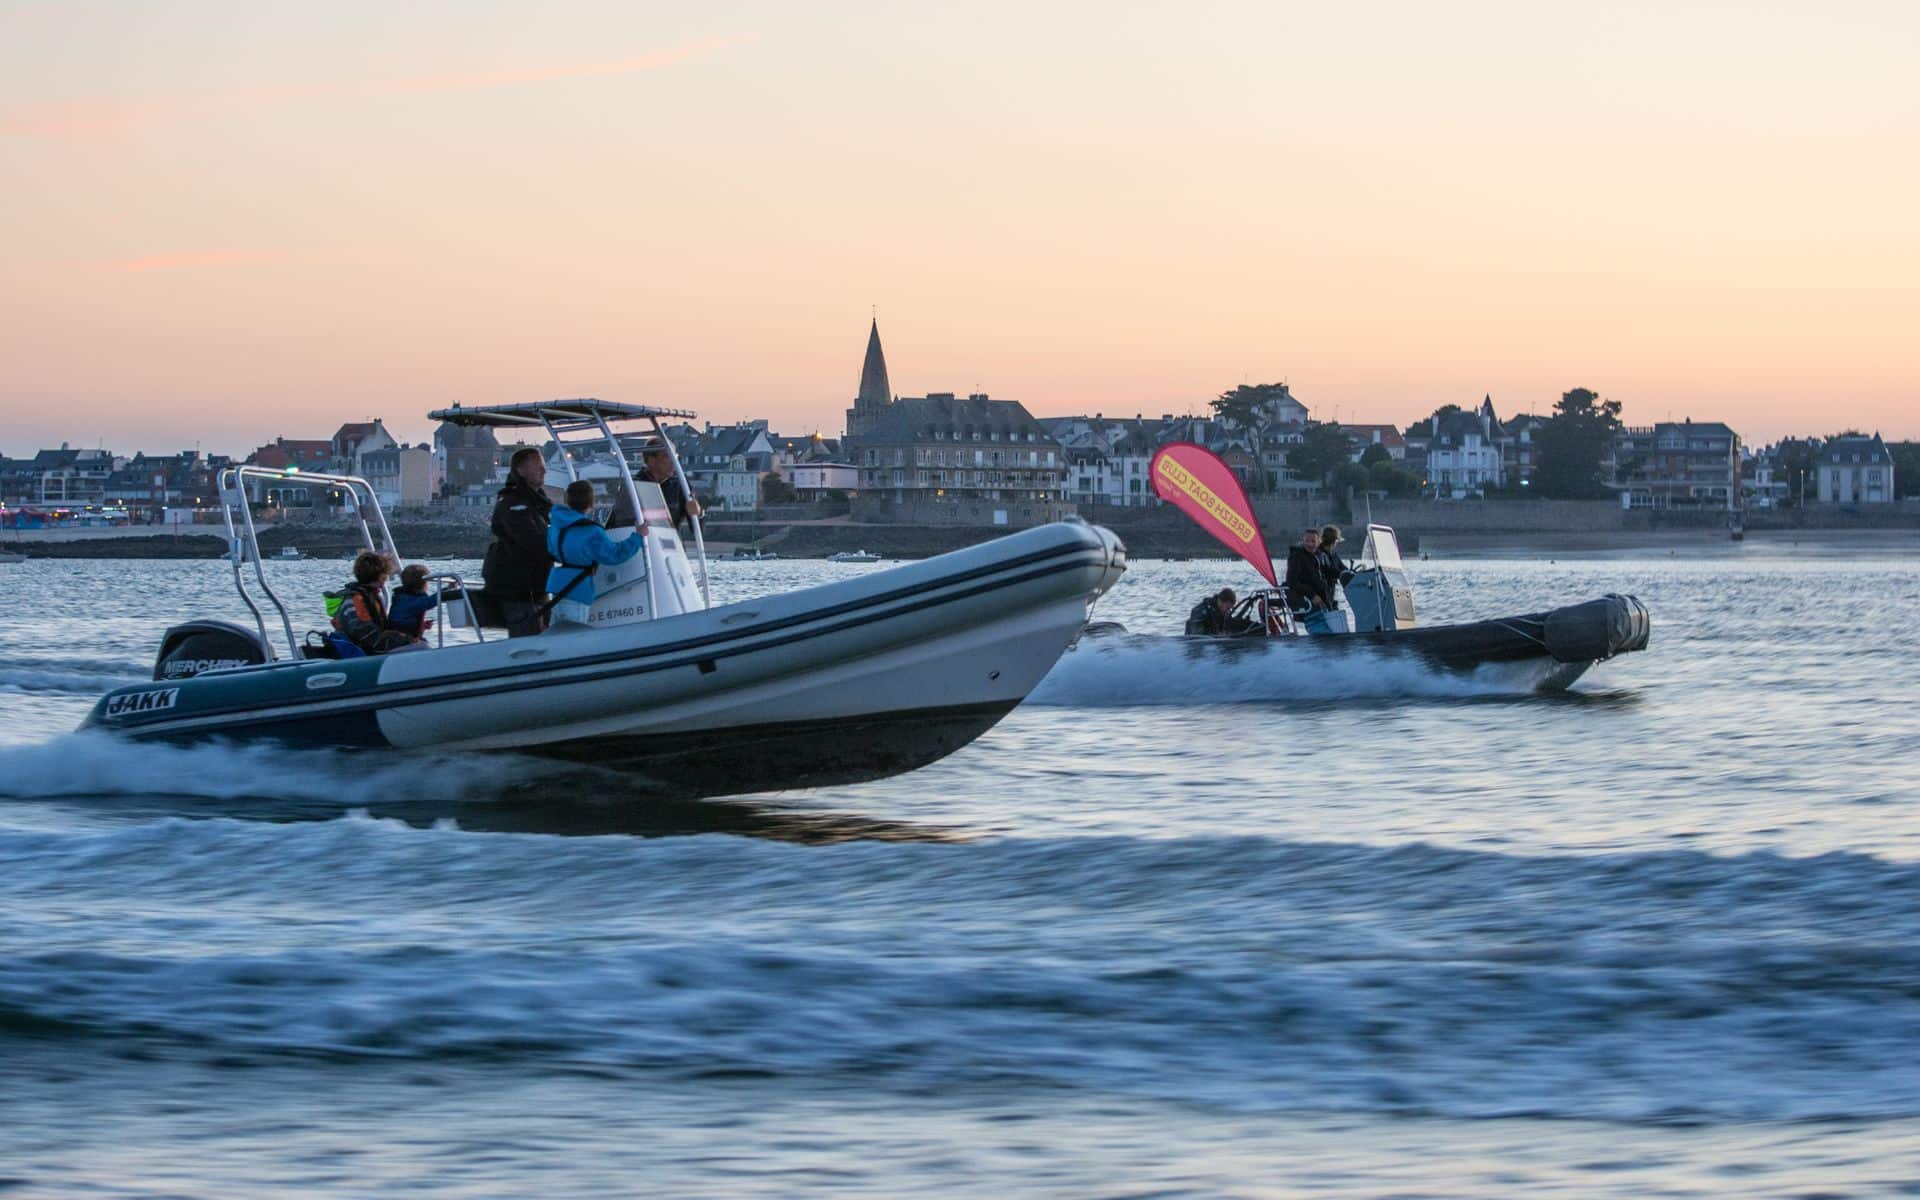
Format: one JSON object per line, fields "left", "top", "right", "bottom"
{"left": 610, "top": 442, "right": 703, "bottom": 535}
{"left": 483, "top": 447, "right": 554, "bottom": 638}
{"left": 545, "top": 480, "right": 646, "bottom": 626}
{"left": 1284, "top": 528, "right": 1332, "bottom": 612}
{"left": 1317, "top": 524, "right": 1353, "bottom": 610}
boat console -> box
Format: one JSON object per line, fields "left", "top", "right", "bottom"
{"left": 1343, "top": 524, "right": 1417, "bottom": 633}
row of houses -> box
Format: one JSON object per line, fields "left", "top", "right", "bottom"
{"left": 5, "top": 322, "right": 1901, "bottom": 520}
{"left": 0, "top": 446, "right": 237, "bottom": 524}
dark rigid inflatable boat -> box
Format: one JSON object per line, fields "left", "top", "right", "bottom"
{"left": 1088, "top": 525, "right": 1652, "bottom": 692}
{"left": 1334, "top": 592, "right": 1651, "bottom": 681}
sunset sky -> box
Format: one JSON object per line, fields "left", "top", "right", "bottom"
{"left": 2, "top": 1, "right": 1915, "bottom": 453}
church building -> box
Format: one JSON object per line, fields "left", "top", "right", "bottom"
{"left": 842, "top": 321, "right": 1067, "bottom": 506}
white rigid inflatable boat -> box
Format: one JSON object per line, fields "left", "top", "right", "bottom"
{"left": 84, "top": 401, "right": 1127, "bottom": 798}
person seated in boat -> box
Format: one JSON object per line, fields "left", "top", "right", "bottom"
{"left": 1186, "top": 588, "right": 1258, "bottom": 636}
{"left": 1284, "top": 528, "right": 1333, "bottom": 613}
{"left": 332, "top": 551, "right": 416, "bottom": 655}
{"left": 609, "top": 443, "right": 702, "bottom": 535}
{"left": 1316, "top": 524, "right": 1353, "bottom": 609}
{"left": 386, "top": 564, "right": 439, "bottom": 641}
{"left": 545, "top": 480, "right": 646, "bottom": 626}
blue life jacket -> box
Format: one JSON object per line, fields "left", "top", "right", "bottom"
{"left": 544, "top": 506, "right": 644, "bottom": 606}
{"left": 388, "top": 587, "right": 438, "bottom": 637}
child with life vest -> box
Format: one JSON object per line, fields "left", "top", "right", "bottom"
{"left": 332, "top": 551, "right": 416, "bottom": 655}
{"left": 386, "top": 563, "right": 438, "bottom": 641}
{"left": 544, "top": 480, "right": 645, "bottom": 626}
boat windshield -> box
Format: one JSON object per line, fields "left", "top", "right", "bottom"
{"left": 1361, "top": 524, "right": 1404, "bottom": 571}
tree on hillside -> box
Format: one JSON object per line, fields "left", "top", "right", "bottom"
{"left": 1359, "top": 443, "right": 1392, "bottom": 469}
{"left": 1210, "top": 383, "right": 1289, "bottom": 429}
{"left": 1773, "top": 438, "right": 1822, "bottom": 507}
{"left": 1534, "top": 388, "right": 1623, "bottom": 499}
{"left": 1889, "top": 442, "right": 1920, "bottom": 498}
{"left": 760, "top": 473, "right": 797, "bottom": 504}
{"left": 1368, "top": 460, "right": 1421, "bottom": 497}
{"left": 1285, "top": 421, "right": 1352, "bottom": 490}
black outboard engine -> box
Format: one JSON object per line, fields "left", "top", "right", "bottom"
{"left": 153, "top": 619, "right": 271, "bottom": 681}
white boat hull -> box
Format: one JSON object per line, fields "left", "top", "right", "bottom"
{"left": 86, "top": 523, "right": 1127, "bottom": 797}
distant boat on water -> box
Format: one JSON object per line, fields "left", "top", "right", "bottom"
{"left": 829, "top": 550, "right": 882, "bottom": 564}
{"left": 272, "top": 546, "right": 307, "bottom": 561}
{"left": 0, "top": 551, "right": 28, "bottom": 564}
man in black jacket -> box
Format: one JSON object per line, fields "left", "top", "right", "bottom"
{"left": 482, "top": 447, "right": 554, "bottom": 637}
{"left": 1284, "top": 528, "right": 1332, "bottom": 612}
{"left": 1316, "top": 524, "right": 1353, "bottom": 611}
{"left": 610, "top": 443, "right": 704, "bottom": 535}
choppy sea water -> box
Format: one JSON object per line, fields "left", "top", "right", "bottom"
{"left": 2, "top": 535, "right": 1918, "bottom": 1198}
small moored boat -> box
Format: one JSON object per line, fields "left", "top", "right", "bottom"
{"left": 828, "top": 550, "right": 883, "bottom": 564}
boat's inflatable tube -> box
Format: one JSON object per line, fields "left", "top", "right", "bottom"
{"left": 1542, "top": 594, "right": 1651, "bottom": 664}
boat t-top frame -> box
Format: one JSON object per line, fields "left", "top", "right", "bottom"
{"left": 427, "top": 399, "right": 711, "bottom": 607}
{"left": 212, "top": 399, "right": 709, "bottom": 662}
{"left": 215, "top": 464, "right": 408, "bottom": 659}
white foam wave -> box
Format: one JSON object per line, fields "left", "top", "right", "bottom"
{"left": 0, "top": 655, "right": 149, "bottom": 696}
{"left": 0, "top": 668, "right": 146, "bottom": 696}
{"left": 0, "top": 731, "right": 534, "bottom": 804}
{"left": 1028, "top": 633, "right": 1550, "bottom": 705}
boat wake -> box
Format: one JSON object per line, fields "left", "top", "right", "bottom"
{"left": 0, "top": 656, "right": 148, "bottom": 696}
{"left": 1028, "top": 632, "right": 1567, "bottom": 706}
{"left": 0, "top": 731, "right": 532, "bottom": 808}
{"left": 0, "top": 732, "right": 958, "bottom": 842}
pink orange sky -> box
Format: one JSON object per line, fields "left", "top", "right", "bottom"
{"left": 2, "top": 1, "right": 1915, "bottom": 453}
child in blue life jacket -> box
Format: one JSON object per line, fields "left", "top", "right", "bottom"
{"left": 545, "top": 480, "right": 645, "bottom": 626}
{"left": 387, "top": 563, "right": 438, "bottom": 641}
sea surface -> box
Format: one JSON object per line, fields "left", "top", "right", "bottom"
{"left": 2, "top": 535, "right": 1918, "bottom": 1198}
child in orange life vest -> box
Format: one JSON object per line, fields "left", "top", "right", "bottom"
{"left": 333, "top": 551, "right": 413, "bottom": 654}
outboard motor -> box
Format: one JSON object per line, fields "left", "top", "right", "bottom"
{"left": 153, "top": 619, "right": 271, "bottom": 681}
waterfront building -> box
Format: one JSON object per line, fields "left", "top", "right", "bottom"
{"left": 433, "top": 421, "right": 501, "bottom": 497}
{"left": 842, "top": 321, "right": 1066, "bottom": 505}
{"left": 1342, "top": 424, "right": 1407, "bottom": 462}
{"left": 248, "top": 437, "right": 333, "bottom": 473}
{"left": 361, "top": 443, "right": 437, "bottom": 509}
{"left": 1496, "top": 413, "right": 1547, "bottom": 487}
{"left": 1424, "top": 398, "right": 1506, "bottom": 497}
{"left": 1616, "top": 420, "right": 1741, "bottom": 508}
{"left": 101, "top": 451, "right": 227, "bottom": 521}
{"left": 329, "top": 420, "right": 397, "bottom": 477}
{"left": 787, "top": 461, "right": 858, "bottom": 498}
{"left": 243, "top": 437, "right": 334, "bottom": 507}
{"left": 26, "top": 445, "right": 116, "bottom": 506}
{"left": 1816, "top": 433, "right": 1896, "bottom": 504}
{"left": 1040, "top": 415, "right": 1165, "bottom": 507}
{"left": 770, "top": 432, "right": 843, "bottom": 470}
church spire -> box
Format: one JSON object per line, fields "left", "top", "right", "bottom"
{"left": 856, "top": 318, "right": 891, "bottom": 412}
